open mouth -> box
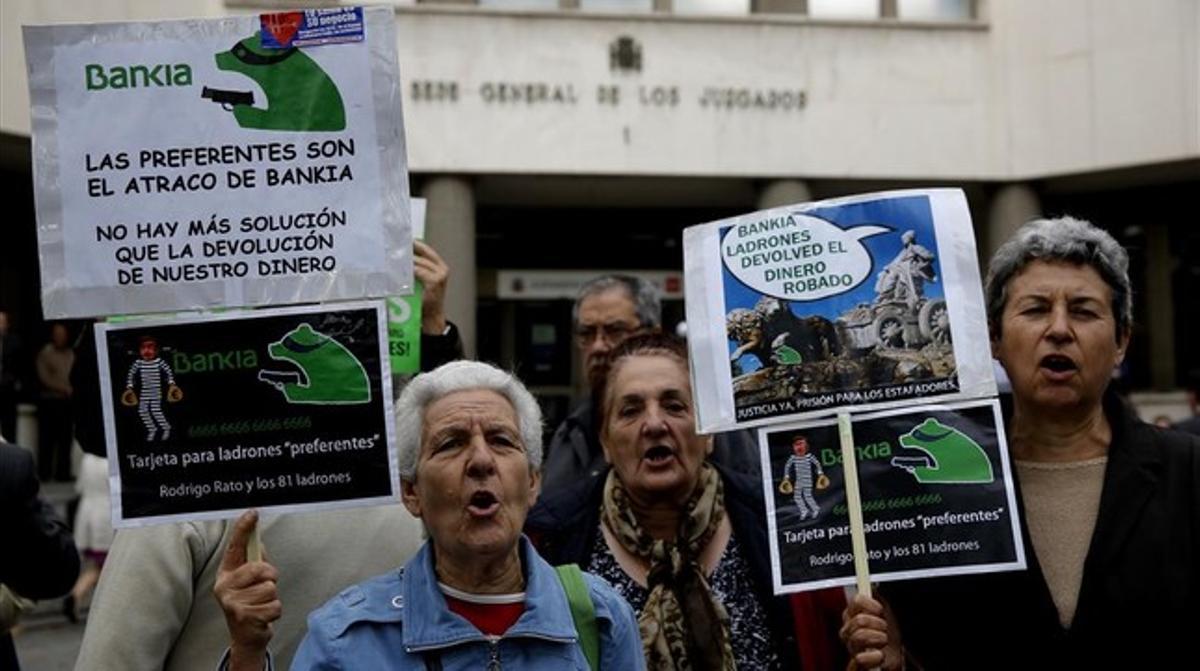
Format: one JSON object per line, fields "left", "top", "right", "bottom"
{"left": 467, "top": 490, "right": 500, "bottom": 516}
{"left": 1039, "top": 354, "right": 1078, "bottom": 374}
{"left": 643, "top": 445, "right": 675, "bottom": 465}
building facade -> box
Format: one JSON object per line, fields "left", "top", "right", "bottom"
{"left": 2, "top": 0, "right": 1196, "bottom": 425}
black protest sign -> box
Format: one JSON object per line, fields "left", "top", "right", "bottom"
{"left": 761, "top": 399, "right": 1024, "bottom": 593}
{"left": 97, "top": 302, "right": 396, "bottom": 526}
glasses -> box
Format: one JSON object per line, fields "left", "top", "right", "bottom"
{"left": 575, "top": 322, "right": 639, "bottom": 345}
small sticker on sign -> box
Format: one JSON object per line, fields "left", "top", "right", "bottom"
{"left": 260, "top": 7, "right": 364, "bottom": 49}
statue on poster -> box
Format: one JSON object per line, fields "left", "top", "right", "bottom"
{"left": 874, "top": 230, "right": 937, "bottom": 307}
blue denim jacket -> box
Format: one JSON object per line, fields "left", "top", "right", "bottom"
{"left": 290, "top": 536, "right": 644, "bottom": 670}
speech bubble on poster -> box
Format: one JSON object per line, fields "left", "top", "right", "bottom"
{"left": 95, "top": 301, "right": 397, "bottom": 527}
{"left": 721, "top": 214, "right": 888, "bottom": 301}
{"left": 24, "top": 7, "right": 412, "bottom": 319}
{"left": 759, "top": 399, "right": 1025, "bottom": 594}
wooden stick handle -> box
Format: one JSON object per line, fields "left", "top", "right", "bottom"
{"left": 246, "top": 521, "right": 262, "bottom": 563}
{"left": 838, "top": 411, "right": 872, "bottom": 599}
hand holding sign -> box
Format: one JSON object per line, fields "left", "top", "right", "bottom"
{"left": 214, "top": 510, "right": 280, "bottom": 671}
{"left": 840, "top": 593, "right": 904, "bottom": 671}
{"left": 413, "top": 239, "right": 449, "bottom": 335}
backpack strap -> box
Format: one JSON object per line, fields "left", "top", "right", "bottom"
{"left": 555, "top": 563, "right": 600, "bottom": 671}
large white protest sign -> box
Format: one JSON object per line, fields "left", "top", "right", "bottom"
{"left": 25, "top": 7, "right": 412, "bottom": 318}
{"left": 684, "top": 189, "right": 995, "bottom": 432}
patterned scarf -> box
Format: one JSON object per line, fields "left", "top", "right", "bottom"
{"left": 601, "top": 463, "right": 736, "bottom": 671}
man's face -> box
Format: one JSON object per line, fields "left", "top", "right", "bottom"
{"left": 576, "top": 288, "right": 642, "bottom": 391}
{"left": 51, "top": 324, "right": 69, "bottom": 348}
{"left": 140, "top": 340, "right": 158, "bottom": 360}
{"left": 793, "top": 437, "right": 808, "bottom": 456}
{"left": 402, "top": 389, "right": 540, "bottom": 564}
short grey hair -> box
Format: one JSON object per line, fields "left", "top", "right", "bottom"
{"left": 984, "top": 216, "right": 1132, "bottom": 342}
{"left": 394, "top": 360, "right": 544, "bottom": 480}
{"left": 572, "top": 275, "right": 662, "bottom": 329}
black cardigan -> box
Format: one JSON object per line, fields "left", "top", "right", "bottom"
{"left": 881, "top": 392, "right": 1200, "bottom": 669}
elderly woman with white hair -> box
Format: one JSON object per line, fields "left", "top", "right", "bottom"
{"left": 841, "top": 217, "right": 1199, "bottom": 669}
{"left": 216, "top": 360, "right": 643, "bottom": 670}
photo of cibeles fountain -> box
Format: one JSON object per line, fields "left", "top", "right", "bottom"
{"left": 721, "top": 203, "right": 958, "bottom": 419}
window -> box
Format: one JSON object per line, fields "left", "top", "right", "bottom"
{"left": 898, "top": 0, "right": 972, "bottom": 21}
{"left": 478, "top": 0, "right": 560, "bottom": 10}
{"left": 674, "top": 0, "right": 751, "bottom": 15}
{"left": 579, "top": 0, "right": 654, "bottom": 12}
{"left": 807, "top": 0, "right": 879, "bottom": 20}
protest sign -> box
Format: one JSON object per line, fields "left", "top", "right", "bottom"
{"left": 388, "top": 198, "right": 426, "bottom": 375}
{"left": 760, "top": 399, "right": 1024, "bottom": 593}
{"left": 684, "top": 188, "right": 995, "bottom": 432}
{"left": 25, "top": 7, "right": 412, "bottom": 319}
{"left": 95, "top": 301, "right": 397, "bottom": 526}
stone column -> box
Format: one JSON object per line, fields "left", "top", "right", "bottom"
{"left": 985, "top": 183, "right": 1040, "bottom": 262}
{"left": 755, "top": 0, "right": 808, "bottom": 14}
{"left": 757, "top": 179, "right": 813, "bottom": 209}
{"left": 16, "top": 403, "right": 38, "bottom": 456}
{"left": 421, "top": 176, "right": 477, "bottom": 358}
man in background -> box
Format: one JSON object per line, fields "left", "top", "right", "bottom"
{"left": 539, "top": 275, "right": 660, "bottom": 494}
{"left": 540, "top": 274, "right": 759, "bottom": 498}
{"left": 36, "top": 323, "right": 74, "bottom": 481}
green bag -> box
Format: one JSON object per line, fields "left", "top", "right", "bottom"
{"left": 554, "top": 564, "right": 599, "bottom": 671}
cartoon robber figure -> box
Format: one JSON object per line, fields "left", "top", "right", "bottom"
{"left": 121, "top": 336, "right": 183, "bottom": 441}
{"left": 780, "top": 435, "right": 829, "bottom": 520}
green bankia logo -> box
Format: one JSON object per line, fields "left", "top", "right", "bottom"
{"left": 86, "top": 63, "right": 193, "bottom": 90}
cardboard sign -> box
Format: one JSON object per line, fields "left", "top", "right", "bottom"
{"left": 96, "top": 302, "right": 397, "bottom": 526}
{"left": 25, "top": 7, "right": 412, "bottom": 318}
{"left": 760, "top": 400, "right": 1025, "bottom": 593}
{"left": 388, "top": 198, "right": 426, "bottom": 375}
{"left": 684, "top": 189, "right": 996, "bottom": 432}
